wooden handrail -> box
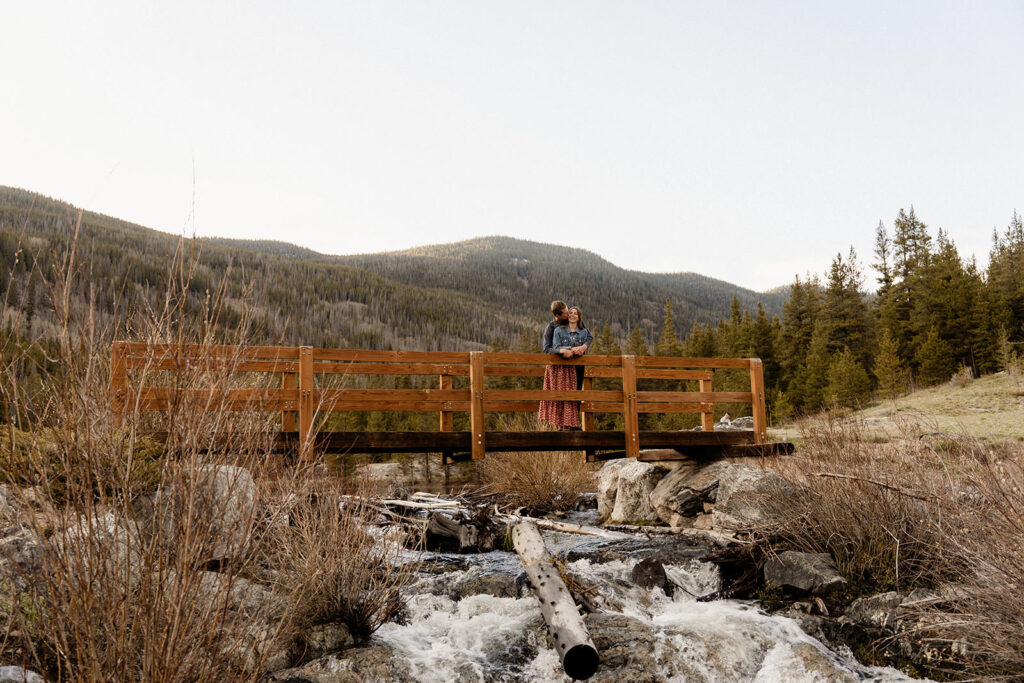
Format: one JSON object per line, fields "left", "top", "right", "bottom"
{"left": 110, "top": 342, "right": 769, "bottom": 457}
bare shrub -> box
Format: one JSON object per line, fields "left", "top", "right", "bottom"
{"left": 0, "top": 225, "right": 414, "bottom": 680}
{"left": 950, "top": 365, "right": 973, "bottom": 388}
{"left": 480, "top": 450, "right": 595, "bottom": 513}
{"left": 266, "top": 474, "right": 416, "bottom": 643}
{"left": 763, "top": 412, "right": 1024, "bottom": 676}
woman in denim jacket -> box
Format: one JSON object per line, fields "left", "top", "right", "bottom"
{"left": 538, "top": 307, "right": 590, "bottom": 429}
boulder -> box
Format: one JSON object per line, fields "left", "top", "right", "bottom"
{"left": 52, "top": 513, "right": 144, "bottom": 587}
{"left": 0, "top": 667, "right": 46, "bottom": 683}
{"left": 711, "top": 465, "right": 794, "bottom": 531}
{"left": 649, "top": 461, "right": 729, "bottom": 526}
{"left": 630, "top": 558, "right": 674, "bottom": 597}
{"left": 843, "top": 591, "right": 901, "bottom": 629}
{"left": 0, "top": 525, "right": 43, "bottom": 589}
{"left": 609, "top": 461, "right": 667, "bottom": 524}
{"left": 266, "top": 644, "right": 411, "bottom": 683}
{"left": 763, "top": 551, "right": 847, "bottom": 596}
{"left": 303, "top": 622, "right": 352, "bottom": 661}
{"left": 584, "top": 612, "right": 666, "bottom": 683}
{"left": 134, "top": 465, "right": 257, "bottom": 564}
{"left": 596, "top": 459, "right": 630, "bottom": 521}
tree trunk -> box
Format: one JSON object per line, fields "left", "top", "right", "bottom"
{"left": 512, "top": 521, "right": 599, "bottom": 680}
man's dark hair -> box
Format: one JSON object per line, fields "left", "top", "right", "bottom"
{"left": 550, "top": 300, "right": 567, "bottom": 316}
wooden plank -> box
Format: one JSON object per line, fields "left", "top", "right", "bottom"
{"left": 282, "top": 372, "right": 298, "bottom": 431}
{"left": 637, "top": 402, "right": 715, "bottom": 414}
{"left": 749, "top": 358, "right": 768, "bottom": 445}
{"left": 124, "top": 357, "right": 300, "bottom": 372}
{"left": 481, "top": 352, "right": 623, "bottom": 366}
{"left": 482, "top": 389, "right": 623, "bottom": 402}
{"left": 621, "top": 355, "right": 639, "bottom": 459}
{"left": 137, "top": 397, "right": 298, "bottom": 411}
{"left": 287, "top": 430, "right": 757, "bottom": 453}
{"left": 584, "top": 367, "right": 624, "bottom": 378}
{"left": 634, "top": 357, "right": 751, "bottom": 369}
{"left": 318, "top": 388, "right": 471, "bottom": 402}
{"left": 135, "top": 387, "right": 299, "bottom": 402}
{"left": 121, "top": 343, "right": 301, "bottom": 359}
{"left": 469, "top": 352, "right": 485, "bottom": 460}
{"left": 299, "top": 346, "right": 314, "bottom": 458}
{"left": 312, "top": 349, "right": 471, "bottom": 363}
{"left": 699, "top": 378, "right": 715, "bottom": 432}
{"left": 318, "top": 400, "right": 469, "bottom": 412}
{"left": 636, "top": 369, "right": 714, "bottom": 381}
{"left": 581, "top": 378, "right": 595, "bottom": 432}
{"left": 110, "top": 341, "right": 126, "bottom": 417}
{"left": 635, "top": 442, "right": 793, "bottom": 460}
{"left": 313, "top": 361, "right": 470, "bottom": 376}
{"left": 637, "top": 391, "right": 753, "bottom": 403}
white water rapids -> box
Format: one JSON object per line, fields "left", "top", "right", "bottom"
{"left": 373, "top": 526, "right": 924, "bottom": 683}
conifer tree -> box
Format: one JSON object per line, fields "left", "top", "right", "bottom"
{"left": 655, "top": 299, "right": 682, "bottom": 356}
{"left": 823, "top": 248, "right": 871, "bottom": 366}
{"left": 626, "top": 325, "right": 649, "bottom": 356}
{"left": 915, "top": 326, "right": 955, "bottom": 386}
{"left": 792, "top": 321, "right": 831, "bottom": 409}
{"left": 872, "top": 328, "right": 907, "bottom": 401}
{"left": 872, "top": 220, "right": 894, "bottom": 297}
{"left": 826, "top": 347, "right": 871, "bottom": 408}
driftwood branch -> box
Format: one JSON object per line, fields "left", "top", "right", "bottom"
{"left": 512, "top": 521, "right": 599, "bottom": 680}
{"left": 811, "top": 472, "right": 938, "bottom": 501}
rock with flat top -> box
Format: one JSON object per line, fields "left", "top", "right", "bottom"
{"left": 649, "top": 460, "right": 729, "bottom": 526}
{"left": 610, "top": 461, "right": 668, "bottom": 524}
{"left": 711, "top": 465, "right": 794, "bottom": 531}
{"left": 596, "top": 459, "right": 630, "bottom": 522}
{"left": 764, "top": 551, "right": 847, "bottom": 596}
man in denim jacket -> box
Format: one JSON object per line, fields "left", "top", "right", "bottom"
{"left": 542, "top": 300, "right": 592, "bottom": 390}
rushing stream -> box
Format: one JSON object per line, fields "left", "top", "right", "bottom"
{"left": 372, "top": 514, "right": 922, "bottom": 682}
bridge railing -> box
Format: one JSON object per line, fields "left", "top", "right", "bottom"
{"left": 110, "top": 343, "right": 767, "bottom": 459}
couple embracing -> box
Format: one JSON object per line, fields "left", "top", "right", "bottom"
{"left": 538, "top": 300, "right": 593, "bottom": 430}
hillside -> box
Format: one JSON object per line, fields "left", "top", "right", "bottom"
{"left": 773, "top": 371, "right": 1024, "bottom": 442}
{"left": 0, "top": 186, "right": 786, "bottom": 351}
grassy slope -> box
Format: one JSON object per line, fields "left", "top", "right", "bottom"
{"left": 773, "top": 371, "right": 1024, "bottom": 442}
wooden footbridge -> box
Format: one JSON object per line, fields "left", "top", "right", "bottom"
{"left": 110, "top": 343, "right": 792, "bottom": 463}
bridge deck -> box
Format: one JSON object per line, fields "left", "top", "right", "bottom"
{"left": 269, "top": 429, "right": 793, "bottom": 463}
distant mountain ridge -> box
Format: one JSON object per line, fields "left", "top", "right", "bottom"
{"left": 0, "top": 186, "right": 787, "bottom": 351}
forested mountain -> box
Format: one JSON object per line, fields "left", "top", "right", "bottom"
{"left": 0, "top": 186, "right": 784, "bottom": 352}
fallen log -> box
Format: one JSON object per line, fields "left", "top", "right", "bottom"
{"left": 512, "top": 521, "right": 599, "bottom": 680}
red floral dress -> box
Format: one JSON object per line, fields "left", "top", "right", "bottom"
{"left": 537, "top": 364, "right": 579, "bottom": 428}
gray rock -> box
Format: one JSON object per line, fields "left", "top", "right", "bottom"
{"left": 266, "top": 644, "right": 411, "bottom": 683}
{"left": 785, "top": 642, "right": 858, "bottom": 682}
{"left": 449, "top": 568, "right": 520, "bottom": 600}
{"left": 764, "top": 551, "right": 847, "bottom": 596}
{"left": 711, "top": 465, "right": 794, "bottom": 531}
{"left": 52, "top": 513, "right": 143, "bottom": 586}
{"left": 843, "top": 591, "right": 900, "bottom": 629}
{"left": 596, "top": 459, "right": 630, "bottom": 521}
{"left": 0, "top": 667, "right": 46, "bottom": 683}
{"left": 609, "top": 461, "right": 667, "bottom": 525}
{"left": 303, "top": 622, "right": 352, "bottom": 661}
{"left": 630, "top": 558, "right": 673, "bottom": 597}
{"left": 0, "top": 525, "right": 43, "bottom": 589}
{"left": 649, "top": 461, "right": 729, "bottom": 525}
{"left": 134, "top": 465, "right": 256, "bottom": 565}
{"left": 584, "top": 612, "right": 669, "bottom": 682}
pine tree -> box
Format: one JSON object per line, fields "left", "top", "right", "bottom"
{"left": 915, "top": 326, "right": 955, "bottom": 386}
{"left": 792, "top": 320, "right": 831, "bottom": 409}
{"left": 655, "top": 299, "right": 682, "bottom": 356}
{"left": 826, "top": 347, "right": 872, "bottom": 408}
{"left": 823, "top": 248, "right": 872, "bottom": 366}
{"left": 872, "top": 220, "right": 894, "bottom": 297}
{"left": 626, "top": 325, "right": 649, "bottom": 356}
{"left": 872, "top": 328, "right": 907, "bottom": 402}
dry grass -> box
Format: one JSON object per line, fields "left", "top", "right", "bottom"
{"left": 762, "top": 413, "right": 1024, "bottom": 677}
{"left": 479, "top": 449, "right": 595, "bottom": 514}
{"left": 0, "top": 224, "right": 416, "bottom": 681}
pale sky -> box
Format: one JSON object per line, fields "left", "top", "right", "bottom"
{"left": 3, "top": 1, "right": 1022, "bottom": 291}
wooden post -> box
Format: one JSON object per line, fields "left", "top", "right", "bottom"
{"left": 621, "top": 355, "right": 639, "bottom": 459}
{"left": 512, "top": 521, "right": 599, "bottom": 680}
{"left": 299, "top": 346, "right": 314, "bottom": 458}
{"left": 469, "top": 352, "right": 485, "bottom": 460}
{"left": 581, "top": 376, "right": 594, "bottom": 432}
{"left": 282, "top": 370, "right": 298, "bottom": 432}
{"left": 699, "top": 377, "right": 715, "bottom": 432}
{"left": 110, "top": 341, "right": 126, "bottom": 419}
{"left": 749, "top": 358, "right": 767, "bottom": 445}
{"left": 439, "top": 373, "right": 453, "bottom": 469}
